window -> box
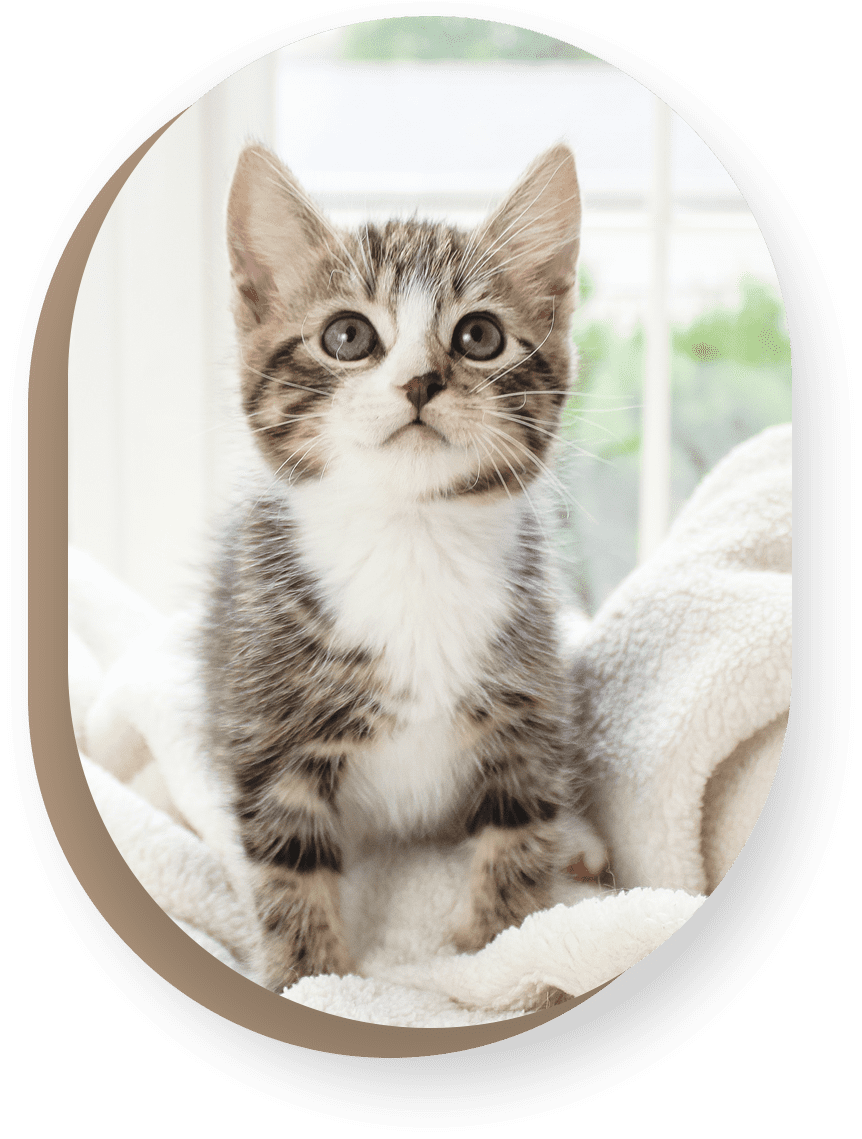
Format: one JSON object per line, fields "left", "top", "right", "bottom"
{"left": 69, "top": 38, "right": 789, "bottom": 614}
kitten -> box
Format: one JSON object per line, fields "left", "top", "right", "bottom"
{"left": 200, "top": 142, "right": 606, "bottom": 992}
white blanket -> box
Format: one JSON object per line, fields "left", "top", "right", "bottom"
{"left": 69, "top": 423, "right": 790, "bottom": 1027}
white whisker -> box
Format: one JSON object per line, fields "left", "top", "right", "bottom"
{"left": 481, "top": 409, "right": 560, "bottom": 433}
{"left": 479, "top": 423, "right": 579, "bottom": 520}
{"left": 481, "top": 410, "right": 562, "bottom": 442}
{"left": 274, "top": 435, "right": 327, "bottom": 485}
{"left": 486, "top": 412, "right": 612, "bottom": 466}
{"left": 238, "top": 348, "right": 332, "bottom": 400}
{"left": 480, "top": 431, "right": 551, "bottom": 543}
{"left": 472, "top": 433, "right": 513, "bottom": 500}
{"left": 240, "top": 434, "right": 328, "bottom": 520}
{"left": 563, "top": 413, "right": 629, "bottom": 443}
{"left": 250, "top": 412, "right": 329, "bottom": 434}
{"left": 485, "top": 389, "right": 573, "bottom": 403}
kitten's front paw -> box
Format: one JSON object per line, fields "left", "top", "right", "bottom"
{"left": 451, "top": 914, "right": 509, "bottom": 955}
{"left": 260, "top": 940, "right": 355, "bottom": 994}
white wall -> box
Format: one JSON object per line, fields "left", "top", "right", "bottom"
{"left": 69, "top": 56, "right": 275, "bottom": 612}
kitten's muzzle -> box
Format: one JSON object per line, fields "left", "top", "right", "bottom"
{"left": 400, "top": 372, "right": 445, "bottom": 416}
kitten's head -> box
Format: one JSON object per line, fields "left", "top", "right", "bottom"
{"left": 227, "top": 142, "right": 581, "bottom": 501}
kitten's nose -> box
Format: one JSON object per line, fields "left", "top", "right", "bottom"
{"left": 401, "top": 372, "right": 445, "bottom": 415}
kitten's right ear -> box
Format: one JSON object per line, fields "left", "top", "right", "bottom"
{"left": 227, "top": 144, "right": 330, "bottom": 326}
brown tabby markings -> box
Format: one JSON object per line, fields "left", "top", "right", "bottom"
{"left": 453, "top": 824, "right": 559, "bottom": 953}
{"left": 202, "top": 143, "right": 597, "bottom": 991}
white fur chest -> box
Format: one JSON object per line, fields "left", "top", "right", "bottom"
{"left": 286, "top": 474, "right": 522, "bottom": 839}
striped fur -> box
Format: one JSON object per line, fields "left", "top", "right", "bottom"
{"left": 200, "top": 143, "right": 605, "bottom": 991}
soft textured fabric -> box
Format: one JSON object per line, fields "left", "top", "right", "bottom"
{"left": 68, "top": 423, "right": 790, "bottom": 1026}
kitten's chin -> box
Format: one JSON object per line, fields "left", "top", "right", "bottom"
{"left": 332, "top": 431, "right": 476, "bottom": 501}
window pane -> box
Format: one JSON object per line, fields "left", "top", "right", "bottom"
{"left": 277, "top": 30, "right": 789, "bottom": 612}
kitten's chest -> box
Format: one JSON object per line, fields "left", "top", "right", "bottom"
{"left": 290, "top": 482, "right": 517, "bottom": 713}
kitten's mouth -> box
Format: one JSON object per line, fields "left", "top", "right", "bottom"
{"left": 384, "top": 418, "right": 448, "bottom": 446}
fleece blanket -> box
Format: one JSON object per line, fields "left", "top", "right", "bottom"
{"left": 68, "top": 424, "right": 790, "bottom": 1027}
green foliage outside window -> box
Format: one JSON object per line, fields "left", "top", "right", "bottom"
{"left": 556, "top": 276, "right": 792, "bottom": 613}
{"left": 341, "top": 17, "right": 597, "bottom": 62}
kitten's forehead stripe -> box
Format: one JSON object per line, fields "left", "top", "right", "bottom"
{"left": 350, "top": 220, "right": 471, "bottom": 306}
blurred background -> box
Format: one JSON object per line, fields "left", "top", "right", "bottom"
{"left": 69, "top": 17, "right": 791, "bottom": 615}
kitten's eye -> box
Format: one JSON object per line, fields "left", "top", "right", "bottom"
{"left": 321, "top": 313, "right": 378, "bottom": 361}
{"left": 452, "top": 313, "right": 505, "bottom": 361}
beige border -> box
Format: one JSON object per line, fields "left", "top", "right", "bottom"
{"left": 28, "top": 112, "right": 615, "bottom": 1057}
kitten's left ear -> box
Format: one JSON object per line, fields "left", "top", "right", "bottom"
{"left": 480, "top": 143, "right": 581, "bottom": 301}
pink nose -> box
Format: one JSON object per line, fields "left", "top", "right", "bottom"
{"left": 401, "top": 373, "right": 445, "bottom": 414}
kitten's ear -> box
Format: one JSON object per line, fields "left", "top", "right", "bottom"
{"left": 480, "top": 143, "right": 581, "bottom": 301}
{"left": 227, "top": 144, "right": 331, "bottom": 326}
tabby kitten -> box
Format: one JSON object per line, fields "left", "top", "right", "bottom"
{"left": 201, "top": 142, "right": 605, "bottom": 992}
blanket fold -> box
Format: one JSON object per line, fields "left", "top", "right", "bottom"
{"left": 67, "top": 424, "right": 791, "bottom": 1026}
{"left": 570, "top": 424, "right": 791, "bottom": 894}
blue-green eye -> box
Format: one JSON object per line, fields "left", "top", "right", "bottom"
{"left": 452, "top": 313, "right": 504, "bottom": 361}
{"left": 322, "top": 313, "right": 378, "bottom": 361}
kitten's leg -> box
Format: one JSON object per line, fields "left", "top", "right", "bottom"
{"left": 249, "top": 863, "right": 353, "bottom": 991}
{"left": 453, "top": 810, "right": 560, "bottom": 954}
{"left": 238, "top": 770, "right": 353, "bottom": 990}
